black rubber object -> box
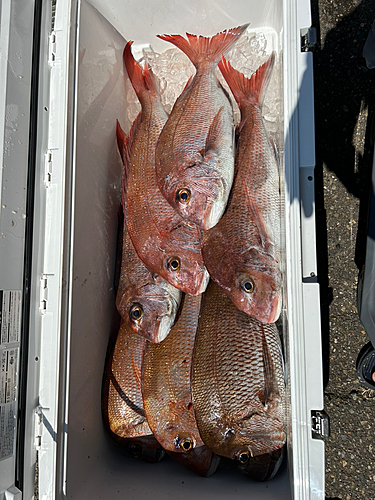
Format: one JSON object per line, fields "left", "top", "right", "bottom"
{"left": 356, "top": 342, "right": 375, "bottom": 390}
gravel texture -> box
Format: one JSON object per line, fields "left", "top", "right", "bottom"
{"left": 311, "top": 0, "right": 375, "bottom": 498}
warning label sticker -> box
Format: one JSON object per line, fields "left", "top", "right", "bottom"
{"left": 0, "top": 347, "right": 19, "bottom": 461}
{"left": 0, "top": 347, "right": 19, "bottom": 404}
{"left": 0, "top": 290, "right": 22, "bottom": 345}
{"left": 0, "top": 291, "right": 21, "bottom": 461}
{"left": 0, "top": 402, "right": 16, "bottom": 460}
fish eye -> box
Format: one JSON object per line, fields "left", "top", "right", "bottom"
{"left": 127, "top": 443, "right": 142, "bottom": 457}
{"left": 129, "top": 304, "right": 143, "bottom": 321}
{"left": 237, "top": 450, "right": 250, "bottom": 464}
{"left": 241, "top": 278, "right": 255, "bottom": 293}
{"left": 167, "top": 257, "right": 181, "bottom": 271}
{"left": 176, "top": 188, "right": 191, "bottom": 204}
{"left": 179, "top": 437, "right": 194, "bottom": 452}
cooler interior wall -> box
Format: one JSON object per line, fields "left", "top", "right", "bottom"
{"left": 64, "top": 0, "right": 290, "bottom": 498}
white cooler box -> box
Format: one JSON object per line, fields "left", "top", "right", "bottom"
{"left": 0, "top": 0, "right": 325, "bottom": 498}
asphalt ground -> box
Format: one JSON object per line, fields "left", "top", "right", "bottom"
{"left": 311, "top": 0, "right": 375, "bottom": 498}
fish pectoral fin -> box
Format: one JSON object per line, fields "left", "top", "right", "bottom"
{"left": 231, "top": 404, "right": 260, "bottom": 424}
{"left": 131, "top": 352, "right": 143, "bottom": 391}
{"left": 204, "top": 106, "right": 226, "bottom": 155}
{"left": 235, "top": 117, "right": 247, "bottom": 144}
{"left": 245, "top": 191, "right": 274, "bottom": 253}
{"left": 183, "top": 75, "right": 193, "bottom": 92}
{"left": 269, "top": 137, "right": 281, "bottom": 192}
{"left": 261, "top": 326, "right": 280, "bottom": 404}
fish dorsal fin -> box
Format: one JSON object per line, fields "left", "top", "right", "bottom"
{"left": 116, "top": 114, "right": 141, "bottom": 210}
{"left": 157, "top": 25, "right": 248, "bottom": 67}
{"left": 219, "top": 52, "right": 275, "bottom": 108}
{"left": 204, "top": 107, "right": 226, "bottom": 154}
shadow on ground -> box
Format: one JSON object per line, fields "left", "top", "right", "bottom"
{"left": 311, "top": 0, "right": 375, "bottom": 387}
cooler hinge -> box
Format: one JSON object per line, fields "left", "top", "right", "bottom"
{"left": 4, "top": 486, "right": 22, "bottom": 499}
{"left": 311, "top": 410, "right": 330, "bottom": 439}
{"left": 34, "top": 407, "right": 43, "bottom": 449}
{"left": 44, "top": 150, "right": 52, "bottom": 187}
{"left": 39, "top": 275, "right": 49, "bottom": 313}
{"left": 48, "top": 31, "right": 56, "bottom": 67}
{"left": 301, "top": 27, "right": 317, "bottom": 52}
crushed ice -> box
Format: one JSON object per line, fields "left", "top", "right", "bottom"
{"left": 126, "top": 30, "right": 282, "bottom": 148}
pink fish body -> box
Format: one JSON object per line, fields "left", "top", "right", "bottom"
{"left": 155, "top": 26, "right": 248, "bottom": 230}
{"left": 202, "top": 53, "right": 282, "bottom": 324}
{"left": 117, "top": 42, "right": 209, "bottom": 296}
{"left": 191, "top": 280, "right": 286, "bottom": 461}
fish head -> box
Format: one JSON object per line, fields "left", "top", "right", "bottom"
{"left": 110, "top": 435, "right": 165, "bottom": 463}
{"left": 161, "top": 251, "right": 210, "bottom": 295}
{"left": 227, "top": 412, "right": 286, "bottom": 459}
{"left": 232, "top": 264, "right": 282, "bottom": 324}
{"left": 163, "top": 158, "right": 228, "bottom": 230}
{"left": 203, "top": 240, "right": 281, "bottom": 323}
{"left": 143, "top": 228, "right": 210, "bottom": 295}
{"left": 230, "top": 431, "right": 286, "bottom": 461}
{"left": 167, "top": 446, "right": 220, "bottom": 477}
{"left": 117, "top": 283, "right": 180, "bottom": 343}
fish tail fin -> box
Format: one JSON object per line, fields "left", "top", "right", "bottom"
{"left": 116, "top": 114, "right": 141, "bottom": 209}
{"left": 219, "top": 51, "right": 275, "bottom": 107}
{"left": 123, "top": 41, "right": 159, "bottom": 103}
{"left": 157, "top": 25, "right": 248, "bottom": 67}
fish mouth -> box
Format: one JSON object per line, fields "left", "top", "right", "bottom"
{"left": 201, "top": 193, "right": 226, "bottom": 230}
{"left": 143, "top": 293, "right": 179, "bottom": 342}
{"left": 182, "top": 265, "right": 210, "bottom": 296}
{"left": 153, "top": 312, "right": 174, "bottom": 343}
{"left": 267, "top": 295, "right": 282, "bottom": 324}
{"left": 197, "top": 267, "right": 210, "bottom": 294}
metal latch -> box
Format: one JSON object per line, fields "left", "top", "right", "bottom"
{"left": 311, "top": 410, "right": 330, "bottom": 439}
{"left": 301, "top": 27, "right": 317, "bottom": 52}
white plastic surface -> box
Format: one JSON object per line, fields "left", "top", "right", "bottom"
{"left": 29, "top": 0, "right": 325, "bottom": 498}
{"left": 0, "top": 0, "right": 35, "bottom": 495}
{"left": 298, "top": 50, "right": 317, "bottom": 279}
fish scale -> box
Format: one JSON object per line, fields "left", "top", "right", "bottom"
{"left": 191, "top": 280, "right": 286, "bottom": 460}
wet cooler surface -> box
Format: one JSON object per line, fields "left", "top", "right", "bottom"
{"left": 312, "top": 0, "right": 375, "bottom": 498}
